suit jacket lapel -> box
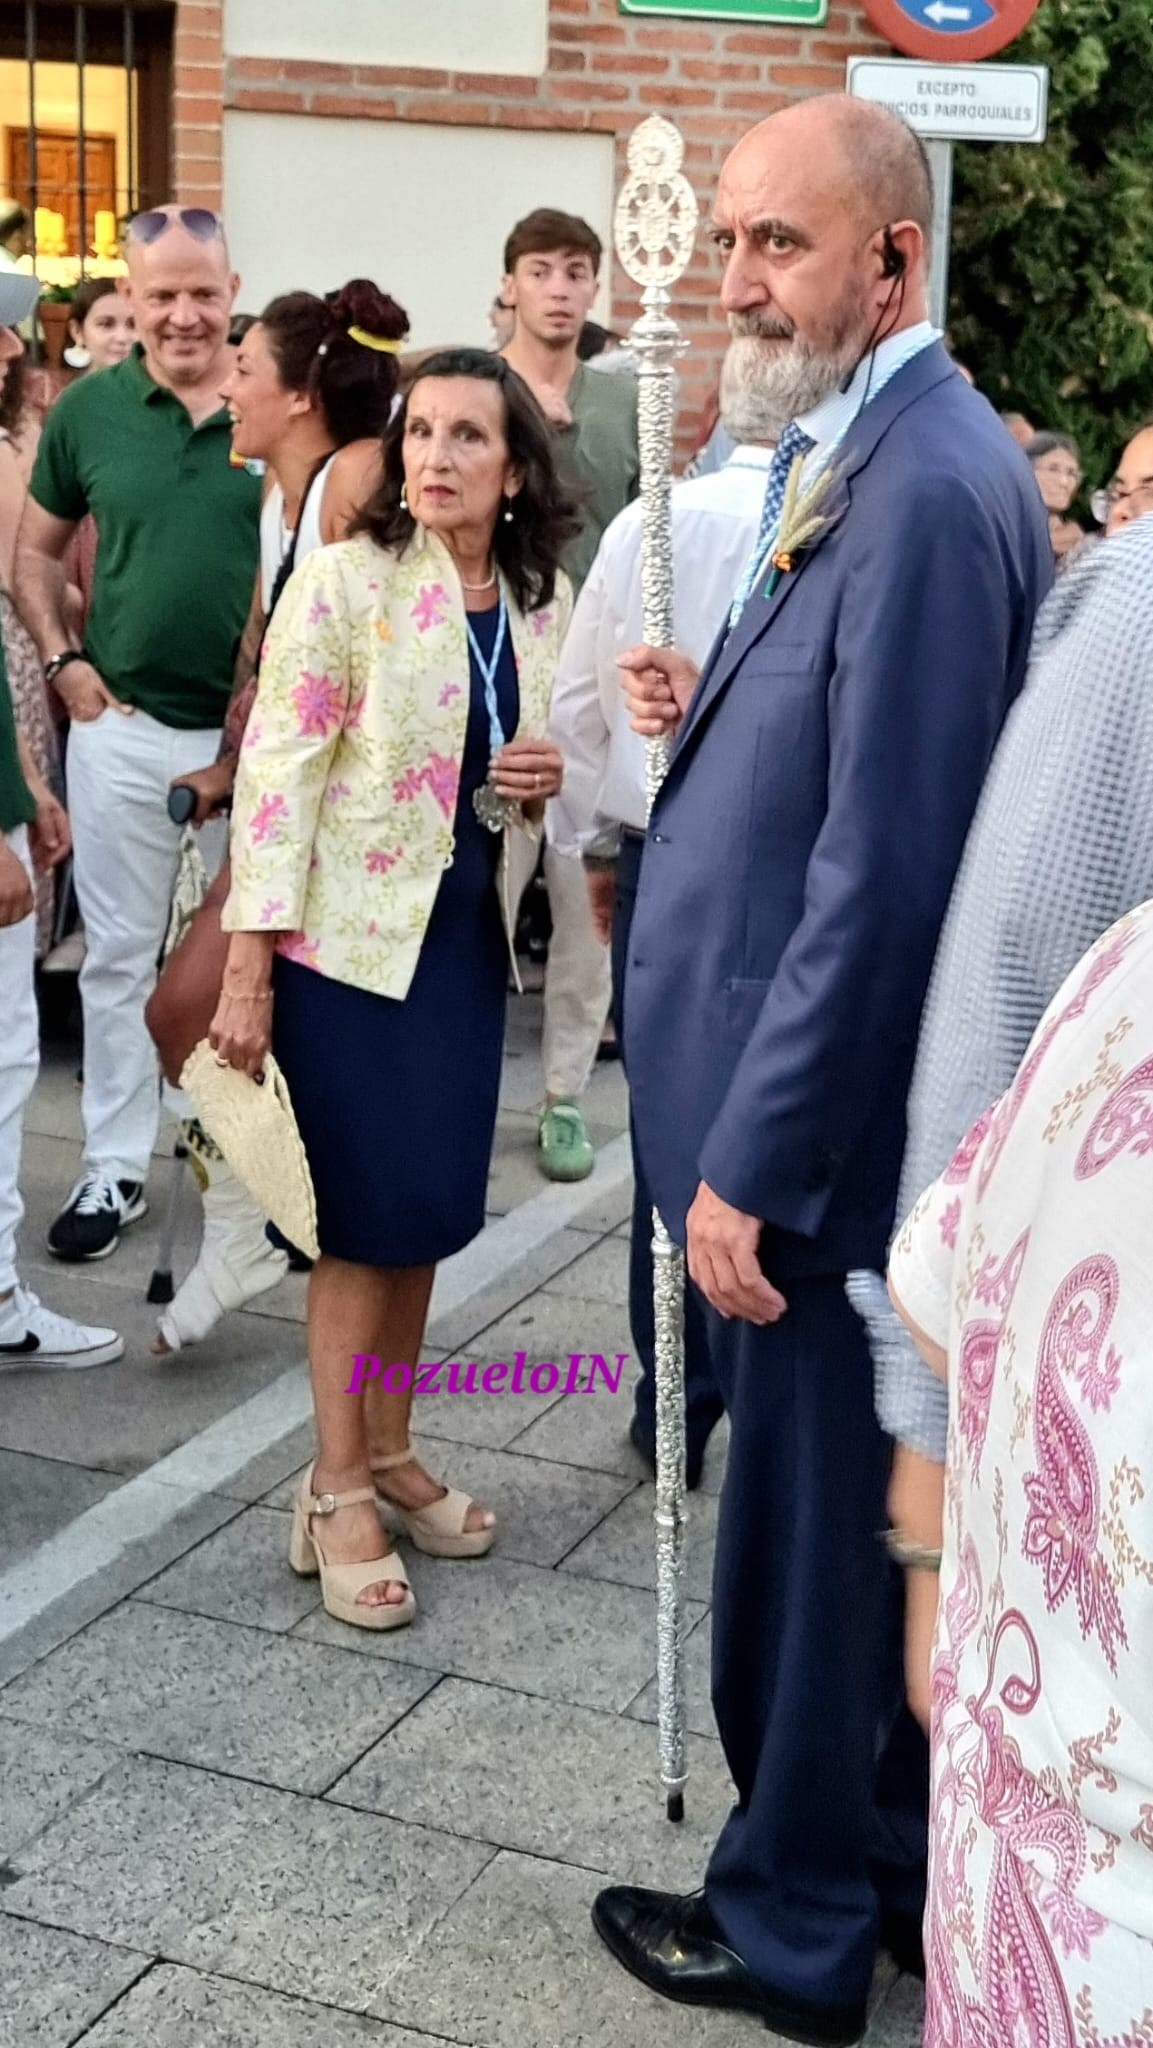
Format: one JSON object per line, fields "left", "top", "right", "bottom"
{"left": 667, "top": 341, "right": 959, "bottom": 779}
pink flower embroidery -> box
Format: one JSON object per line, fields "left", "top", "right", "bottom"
{"left": 291, "top": 671, "right": 343, "bottom": 738}
{"left": 392, "top": 754, "right": 459, "bottom": 818}
{"left": 424, "top": 752, "right": 460, "bottom": 818}
{"left": 308, "top": 595, "right": 332, "bottom": 625}
{"left": 366, "top": 846, "right": 403, "bottom": 875}
{"left": 531, "top": 608, "right": 552, "bottom": 637}
{"left": 326, "top": 780, "right": 351, "bottom": 805}
{"left": 250, "top": 793, "right": 289, "bottom": 845}
{"left": 277, "top": 932, "right": 320, "bottom": 971}
{"left": 939, "top": 1197, "right": 961, "bottom": 1249}
{"left": 411, "top": 583, "right": 450, "bottom": 633}
{"left": 438, "top": 682, "right": 463, "bottom": 707}
{"left": 258, "top": 898, "right": 286, "bottom": 925}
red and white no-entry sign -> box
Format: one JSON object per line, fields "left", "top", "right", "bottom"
{"left": 860, "top": 0, "right": 1042, "bottom": 64}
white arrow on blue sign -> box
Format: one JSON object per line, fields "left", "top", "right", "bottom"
{"left": 898, "top": 0, "right": 996, "bottom": 29}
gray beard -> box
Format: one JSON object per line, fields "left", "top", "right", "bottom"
{"left": 725, "top": 330, "right": 860, "bottom": 438}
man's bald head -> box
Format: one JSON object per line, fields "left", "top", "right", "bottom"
{"left": 125, "top": 203, "right": 232, "bottom": 279}
{"left": 728, "top": 96, "right": 933, "bottom": 251}
{"left": 123, "top": 205, "right": 238, "bottom": 392}
{"left": 711, "top": 94, "right": 934, "bottom": 434}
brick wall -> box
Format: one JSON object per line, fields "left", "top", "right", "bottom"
{"left": 174, "top": 0, "right": 225, "bottom": 208}
{"left": 178, "top": 0, "right": 886, "bottom": 455}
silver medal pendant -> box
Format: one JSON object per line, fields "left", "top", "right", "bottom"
{"left": 473, "top": 781, "right": 517, "bottom": 833}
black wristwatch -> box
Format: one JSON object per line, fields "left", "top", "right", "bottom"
{"left": 44, "top": 650, "right": 87, "bottom": 686}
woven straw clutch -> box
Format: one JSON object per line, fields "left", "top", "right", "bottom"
{"left": 181, "top": 1041, "right": 321, "bottom": 1262}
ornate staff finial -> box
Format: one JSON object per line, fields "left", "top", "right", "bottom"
{"left": 614, "top": 114, "right": 699, "bottom": 292}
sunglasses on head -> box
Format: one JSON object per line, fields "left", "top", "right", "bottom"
{"left": 126, "top": 207, "right": 223, "bottom": 246}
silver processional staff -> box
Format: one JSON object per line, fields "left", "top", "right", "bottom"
{"left": 613, "top": 114, "right": 699, "bottom": 1823}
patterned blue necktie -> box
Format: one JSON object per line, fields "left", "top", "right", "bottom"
{"left": 729, "top": 420, "right": 816, "bottom": 628}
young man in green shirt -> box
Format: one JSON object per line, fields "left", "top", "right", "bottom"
{"left": 16, "top": 207, "right": 264, "bottom": 1268}
{"left": 501, "top": 208, "right": 640, "bottom": 1183}
{"left": 0, "top": 277, "right": 123, "bottom": 1367}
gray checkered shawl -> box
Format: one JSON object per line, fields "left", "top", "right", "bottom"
{"left": 853, "top": 516, "right": 1153, "bottom": 1458}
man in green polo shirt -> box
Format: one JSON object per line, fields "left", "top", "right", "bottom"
{"left": 15, "top": 206, "right": 261, "bottom": 1263}
{"left": 500, "top": 206, "right": 640, "bottom": 1186}
{"left": 0, "top": 272, "right": 123, "bottom": 1366}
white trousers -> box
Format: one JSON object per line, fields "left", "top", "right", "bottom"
{"left": 65, "top": 709, "right": 223, "bottom": 1184}
{"left": 0, "top": 827, "right": 37, "bottom": 1292}
{"left": 541, "top": 844, "right": 611, "bottom": 1103}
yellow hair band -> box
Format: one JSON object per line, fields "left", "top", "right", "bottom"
{"left": 347, "top": 326, "right": 401, "bottom": 354}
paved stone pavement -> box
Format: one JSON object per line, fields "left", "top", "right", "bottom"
{"left": 0, "top": 989, "right": 924, "bottom": 2047}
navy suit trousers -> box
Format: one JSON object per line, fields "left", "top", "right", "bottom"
{"left": 611, "top": 833, "right": 722, "bottom": 1459}
{"left": 702, "top": 1278, "right": 928, "bottom": 2009}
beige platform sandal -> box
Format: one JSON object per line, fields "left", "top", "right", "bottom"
{"left": 289, "top": 1464, "right": 416, "bottom": 1631}
{"left": 371, "top": 1446, "right": 497, "bottom": 1559}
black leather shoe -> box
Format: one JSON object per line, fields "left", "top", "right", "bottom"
{"left": 629, "top": 1415, "right": 706, "bottom": 1492}
{"left": 592, "top": 1886, "right": 867, "bottom": 2046}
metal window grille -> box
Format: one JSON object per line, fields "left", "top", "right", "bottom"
{"left": 0, "top": 2, "right": 173, "bottom": 310}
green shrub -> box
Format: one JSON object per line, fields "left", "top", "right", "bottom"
{"left": 949, "top": 0, "right": 1153, "bottom": 491}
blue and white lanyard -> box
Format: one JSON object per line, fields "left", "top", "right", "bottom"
{"left": 465, "top": 591, "right": 510, "bottom": 760}
{"left": 729, "top": 328, "right": 943, "bottom": 628}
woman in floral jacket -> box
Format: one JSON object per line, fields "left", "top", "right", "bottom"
{"left": 889, "top": 902, "right": 1153, "bottom": 2044}
{"left": 212, "top": 351, "right": 576, "bottom": 1632}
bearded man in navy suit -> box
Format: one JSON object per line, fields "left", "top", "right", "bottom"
{"left": 592, "top": 95, "right": 1051, "bottom": 2046}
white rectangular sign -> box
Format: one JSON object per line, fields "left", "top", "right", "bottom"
{"left": 846, "top": 56, "right": 1049, "bottom": 144}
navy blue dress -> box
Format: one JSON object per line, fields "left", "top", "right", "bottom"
{"left": 271, "top": 604, "right": 520, "bottom": 1266}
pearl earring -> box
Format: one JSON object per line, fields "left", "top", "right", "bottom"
{"left": 503, "top": 496, "right": 515, "bottom": 525}
{"left": 400, "top": 484, "right": 408, "bottom": 512}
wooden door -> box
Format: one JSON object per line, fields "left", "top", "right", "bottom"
{"left": 7, "top": 128, "right": 118, "bottom": 256}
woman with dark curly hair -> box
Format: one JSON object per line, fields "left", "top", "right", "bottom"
{"left": 146, "top": 278, "right": 408, "bottom": 1357}
{"left": 211, "top": 350, "right": 577, "bottom": 1631}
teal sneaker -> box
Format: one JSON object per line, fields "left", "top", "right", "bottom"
{"left": 538, "top": 1102, "right": 595, "bottom": 1183}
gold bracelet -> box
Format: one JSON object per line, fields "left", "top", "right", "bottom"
{"left": 882, "top": 1528, "right": 943, "bottom": 1573}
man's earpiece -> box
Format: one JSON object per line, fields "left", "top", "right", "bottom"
{"left": 881, "top": 227, "right": 905, "bottom": 281}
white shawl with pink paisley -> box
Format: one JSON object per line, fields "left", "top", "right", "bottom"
{"left": 892, "top": 901, "right": 1153, "bottom": 2048}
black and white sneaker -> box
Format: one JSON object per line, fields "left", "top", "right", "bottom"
{"left": 47, "top": 1172, "right": 148, "bottom": 1263}
{"left": 0, "top": 1286, "right": 124, "bottom": 1369}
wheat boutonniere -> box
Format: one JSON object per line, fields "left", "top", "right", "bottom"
{"left": 766, "top": 457, "right": 841, "bottom": 598}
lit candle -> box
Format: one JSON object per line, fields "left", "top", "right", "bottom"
{"left": 94, "top": 209, "right": 118, "bottom": 259}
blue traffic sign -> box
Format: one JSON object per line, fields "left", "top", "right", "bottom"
{"left": 894, "top": 0, "right": 996, "bottom": 29}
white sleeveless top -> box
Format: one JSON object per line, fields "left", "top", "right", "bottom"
{"left": 259, "top": 453, "right": 338, "bottom": 613}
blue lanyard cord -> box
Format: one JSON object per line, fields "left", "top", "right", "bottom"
{"left": 465, "top": 592, "right": 510, "bottom": 760}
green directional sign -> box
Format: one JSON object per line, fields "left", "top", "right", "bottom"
{"left": 621, "top": 0, "right": 827, "bottom": 20}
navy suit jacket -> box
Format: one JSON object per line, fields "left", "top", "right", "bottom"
{"left": 624, "top": 344, "right": 1053, "bottom": 1278}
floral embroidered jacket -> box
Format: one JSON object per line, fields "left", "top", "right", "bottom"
{"left": 223, "top": 527, "right": 571, "bottom": 998}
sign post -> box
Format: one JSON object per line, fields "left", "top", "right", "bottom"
{"left": 925, "top": 138, "right": 953, "bottom": 331}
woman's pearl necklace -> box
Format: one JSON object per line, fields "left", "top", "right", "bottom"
{"left": 460, "top": 561, "right": 497, "bottom": 593}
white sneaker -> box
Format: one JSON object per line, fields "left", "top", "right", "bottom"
{"left": 0, "top": 1285, "right": 124, "bottom": 1370}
